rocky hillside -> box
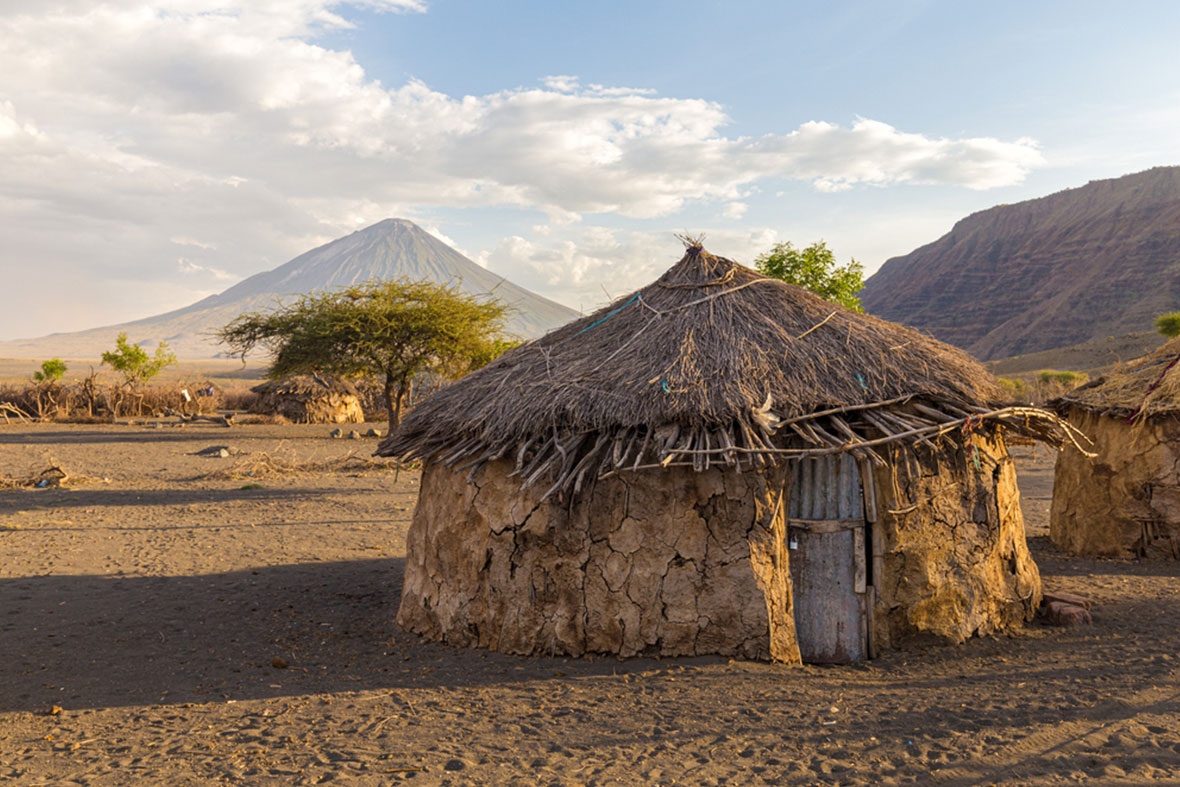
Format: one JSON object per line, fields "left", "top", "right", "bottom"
{"left": 861, "top": 167, "right": 1180, "bottom": 360}
{"left": 0, "top": 219, "right": 579, "bottom": 359}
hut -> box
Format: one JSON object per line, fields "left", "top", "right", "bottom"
{"left": 250, "top": 375, "right": 364, "bottom": 424}
{"left": 1050, "top": 338, "right": 1180, "bottom": 559}
{"left": 378, "top": 245, "right": 1084, "bottom": 663}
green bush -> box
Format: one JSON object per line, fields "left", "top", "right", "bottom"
{"left": 1036, "top": 370, "right": 1088, "bottom": 387}
{"left": 101, "top": 332, "right": 176, "bottom": 387}
{"left": 33, "top": 358, "right": 67, "bottom": 383}
{"left": 996, "top": 377, "right": 1030, "bottom": 398}
{"left": 1155, "top": 311, "right": 1180, "bottom": 339}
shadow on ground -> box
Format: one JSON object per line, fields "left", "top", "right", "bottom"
{"left": 0, "top": 486, "right": 357, "bottom": 515}
{"left": 0, "top": 558, "right": 679, "bottom": 714}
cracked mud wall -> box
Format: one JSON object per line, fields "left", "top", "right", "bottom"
{"left": 252, "top": 393, "right": 364, "bottom": 424}
{"left": 1051, "top": 408, "right": 1180, "bottom": 558}
{"left": 397, "top": 460, "right": 801, "bottom": 662}
{"left": 869, "top": 433, "right": 1041, "bottom": 650}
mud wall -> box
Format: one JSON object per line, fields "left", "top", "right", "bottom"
{"left": 397, "top": 460, "right": 801, "bottom": 662}
{"left": 400, "top": 432, "right": 1041, "bottom": 662}
{"left": 253, "top": 393, "right": 363, "bottom": 424}
{"left": 870, "top": 432, "right": 1042, "bottom": 650}
{"left": 1051, "top": 408, "right": 1180, "bottom": 558}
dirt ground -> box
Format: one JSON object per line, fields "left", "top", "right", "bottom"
{"left": 1, "top": 425, "right": 1178, "bottom": 786}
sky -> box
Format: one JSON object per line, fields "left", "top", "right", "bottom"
{"left": 1, "top": 0, "right": 1178, "bottom": 340}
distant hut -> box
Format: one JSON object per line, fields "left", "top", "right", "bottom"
{"left": 1051, "top": 338, "right": 1180, "bottom": 559}
{"left": 250, "top": 375, "right": 364, "bottom": 424}
{"left": 378, "top": 245, "right": 1083, "bottom": 663}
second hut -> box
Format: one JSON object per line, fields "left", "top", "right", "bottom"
{"left": 379, "top": 244, "right": 1084, "bottom": 663}
{"left": 251, "top": 375, "right": 365, "bottom": 424}
{"left": 1050, "top": 337, "right": 1180, "bottom": 559}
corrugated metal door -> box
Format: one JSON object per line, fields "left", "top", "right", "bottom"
{"left": 788, "top": 454, "right": 867, "bottom": 663}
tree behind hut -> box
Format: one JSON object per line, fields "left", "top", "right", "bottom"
{"left": 754, "top": 240, "right": 864, "bottom": 312}
{"left": 216, "top": 279, "right": 511, "bottom": 428}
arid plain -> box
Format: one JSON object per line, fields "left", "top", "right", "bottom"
{"left": 2, "top": 422, "right": 1178, "bottom": 785}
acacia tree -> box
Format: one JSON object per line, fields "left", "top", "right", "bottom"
{"left": 217, "top": 279, "right": 511, "bottom": 428}
{"left": 754, "top": 240, "right": 865, "bottom": 312}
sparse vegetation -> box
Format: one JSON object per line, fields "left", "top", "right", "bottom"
{"left": 217, "top": 279, "right": 512, "bottom": 428}
{"left": 1155, "top": 311, "right": 1180, "bottom": 339}
{"left": 997, "top": 370, "right": 1089, "bottom": 403}
{"left": 996, "top": 377, "right": 1030, "bottom": 400}
{"left": 0, "top": 377, "right": 254, "bottom": 423}
{"left": 754, "top": 240, "right": 865, "bottom": 312}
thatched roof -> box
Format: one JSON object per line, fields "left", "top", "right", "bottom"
{"left": 378, "top": 245, "right": 1085, "bottom": 497}
{"left": 251, "top": 375, "right": 359, "bottom": 397}
{"left": 1054, "top": 336, "right": 1180, "bottom": 419}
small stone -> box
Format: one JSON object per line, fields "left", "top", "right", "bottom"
{"left": 365, "top": 428, "right": 384, "bottom": 438}
{"left": 329, "top": 428, "right": 342, "bottom": 438}
{"left": 1042, "top": 590, "right": 1093, "bottom": 610}
{"left": 443, "top": 759, "right": 466, "bottom": 771}
{"left": 348, "top": 430, "right": 361, "bottom": 440}
{"left": 271, "top": 656, "right": 288, "bottom": 669}
{"left": 47, "top": 705, "right": 63, "bottom": 716}
{"left": 1043, "top": 601, "right": 1092, "bottom": 626}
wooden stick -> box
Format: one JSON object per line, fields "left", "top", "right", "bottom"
{"left": 796, "top": 310, "right": 837, "bottom": 339}
{"left": 674, "top": 406, "right": 1093, "bottom": 458}
{"left": 774, "top": 395, "right": 915, "bottom": 429}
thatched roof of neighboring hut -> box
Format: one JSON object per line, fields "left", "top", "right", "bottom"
{"left": 251, "top": 375, "right": 359, "bottom": 397}
{"left": 378, "top": 244, "right": 1085, "bottom": 497}
{"left": 1054, "top": 336, "right": 1180, "bottom": 419}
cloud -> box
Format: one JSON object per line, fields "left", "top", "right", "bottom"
{"left": 0, "top": 1, "right": 1045, "bottom": 339}
{"left": 723, "top": 202, "right": 749, "bottom": 219}
{"left": 483, "top": 226, "right": 781, "bottom": 313}
{"left": 177, "top": 258, "right": 239, "bottom": 282}
{"left": 542, "top": 75, "right": 580, "bottom": 93}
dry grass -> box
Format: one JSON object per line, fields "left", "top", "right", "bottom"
{"left": 230, "top": 413, "right": 291, "bottom": 426}
{"left": 200, "top": 444, "right": 407, "bottom": 481}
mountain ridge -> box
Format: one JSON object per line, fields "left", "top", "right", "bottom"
{"left": 861, "top": 166, "right": 1180, "bottom": 360}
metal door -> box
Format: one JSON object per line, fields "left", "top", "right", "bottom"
{"left": 787, "top": 454, "right": 868, "bottom": 663}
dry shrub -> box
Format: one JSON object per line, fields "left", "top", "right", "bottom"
{"left": 0, "top": 377, "right": 245, "bottom": 421}
{"left": 0, "top": 382, "right": 61, "bottom": 420}
{"left": 222, "top": 388, "right": 259, "bottom": 411}
{"left": 232, "top": 413, "right": 291, "bottom": 426}
{"left": 201, "top": 444, "right": 405, "bottom": 481}
{"left": 0, "top": 460, "right": 93, "bottom": 490}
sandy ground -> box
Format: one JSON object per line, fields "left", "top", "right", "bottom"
{"left": 1, "top": 425, "right": 1178, "bottom": 786}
